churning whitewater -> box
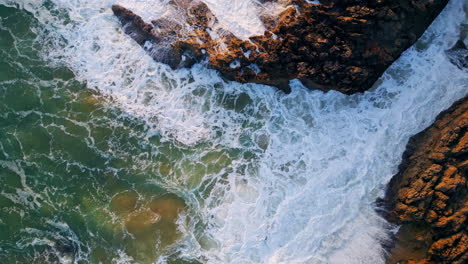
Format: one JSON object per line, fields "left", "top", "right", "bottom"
{"left": 1, "top": 0, "right": 467, "bottom": 263}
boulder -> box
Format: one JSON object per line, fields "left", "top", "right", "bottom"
{"left": 112, "top": 0, "right": 449, "bottom": 94}
{"left": 384, "top": 96, "right": 467, "bottom": 264}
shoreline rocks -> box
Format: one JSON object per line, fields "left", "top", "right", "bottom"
{"left": 383, "top": 96, "right": 467, "bottom": 264}
{"left": 112, "top": 0, "right": 449, "bottom": 94}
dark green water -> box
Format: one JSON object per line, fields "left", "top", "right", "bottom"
{"left": 1, "top": 1, "right": 466, "bottom": 263}
{"left": 0, "top": 5, "right": 256, "bottom": 263}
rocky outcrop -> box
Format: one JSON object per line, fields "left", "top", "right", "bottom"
{"left": 112, "top": 0, "right": 449, "bottom": 94}
{"left": 384, "top": 96, "right": 468, "bottom": 264}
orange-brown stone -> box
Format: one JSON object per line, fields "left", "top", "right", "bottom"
{"left": 385, "top": 96, "right": 468, "bottom": 264}
{"left": 112, "top": 0, "right": 450, "bottom": 94}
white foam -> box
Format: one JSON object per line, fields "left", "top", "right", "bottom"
{"left": 196, "top": 1, "right": 467, "bottom": 263}
{"left": 202, "top": 0, "right": 266, "bottom": 39}
{"left": 3, "top": 0, "right": 467, "bottom": 263}
{"left": 114, "top": 0, "right": 270, "bottom": 39}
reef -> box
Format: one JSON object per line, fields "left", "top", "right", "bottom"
{"left": 384, "top": 95, "right": 468, "bottom": 264}
{"left": 112, "top": 0, "right": 449, "bottom": 94}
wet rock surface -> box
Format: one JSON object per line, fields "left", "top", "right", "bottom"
{"left": 112, "top": 0, "right": 449, "bottom": 94}
{"left": 384, "top": 96, "right": 468, "bottom": 264}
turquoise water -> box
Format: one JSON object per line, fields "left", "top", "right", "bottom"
{"left": 0, "top": 1, "right": 466, "bottom": 264}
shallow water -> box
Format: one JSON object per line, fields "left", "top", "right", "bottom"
{"left": 0, "top": 0, "right": 467, "bottom": 263}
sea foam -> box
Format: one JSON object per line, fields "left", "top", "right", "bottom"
{"left": 1, "top": 0, "right": 466, "bottom": 263}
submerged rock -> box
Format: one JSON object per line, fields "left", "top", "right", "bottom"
{"left": 112, "top": 0, "right": 449, "bottom": 94}
{"left": 384, "top": 96, "right": 467, "bottom": 264}
{"left": 110, "top": 191, "right": 139, "bottom": 213}
{"left": 122, "top": 194, "right": 186, "bottom": 246}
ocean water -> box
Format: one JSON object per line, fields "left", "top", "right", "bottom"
{"left": 0, "top": 0, "right": 466, "bottom": 263}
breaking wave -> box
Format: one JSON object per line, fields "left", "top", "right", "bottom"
{"left": 1, "top": 0, "right": 466, "bottom": 263}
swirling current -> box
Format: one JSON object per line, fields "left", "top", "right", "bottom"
{"left": 0, "top": 0, "right": 467, "bottom": 263}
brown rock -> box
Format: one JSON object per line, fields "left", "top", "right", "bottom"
{"left": 384, "top": 96, "right": 468, "bottom": 264}
{"left": 112, "top": 0, "right": 450, "bottom": 94}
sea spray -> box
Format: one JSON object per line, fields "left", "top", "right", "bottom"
{"left": 0, "top": 0, "right": 466, "bottom": 263}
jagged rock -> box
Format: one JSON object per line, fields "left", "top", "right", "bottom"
{"left": 446, "top": 40, "right": 468, "bottom": 70}
{"left": 384, "top": 96, "right": 468, "bottom": 264}
{"left": 112, "top": 0, "right": 449, "bottom": 94}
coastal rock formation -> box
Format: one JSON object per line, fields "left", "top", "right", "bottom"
{"left": 385, "top": 96, "right": 467, "bottom": 264}
{"left": 112, "top": 0, "right": 449, "bottom": 94}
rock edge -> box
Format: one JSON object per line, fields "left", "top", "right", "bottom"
{"left": 112, "top": 0, "right": 449, "bottom": 94}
